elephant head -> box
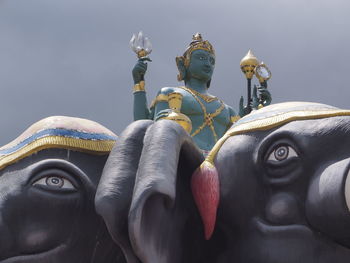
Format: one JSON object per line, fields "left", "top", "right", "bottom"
{"left": 0, "top": 116, "right": 125, "bottom": 263}
{"left": 206, "top": 102, "right": 350, "bottom": 262}
{"left": 97, "top": 102, "right": 350, "bottom": 263}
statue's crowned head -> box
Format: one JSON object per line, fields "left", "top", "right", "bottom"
{"left": 182, "top": 33, "right": 215, "bottom": 67}
{"left": 176, "top": 33, "right": 215, "bottom": 86}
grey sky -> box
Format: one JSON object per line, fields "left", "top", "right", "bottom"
{"left": 0, "top": 0, "right": 349, "bottom": 145}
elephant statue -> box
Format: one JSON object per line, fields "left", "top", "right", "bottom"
{"left": 0, "top": 116, "right": 126, "bottom": 263}
{"left": 96, "top": 102, "right": 350, "bottom": 263}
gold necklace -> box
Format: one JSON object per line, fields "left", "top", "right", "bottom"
{"left": 180, "top": 86, "right": 225, "bottom": 142}
{"left": 179, "top": 86, "right": 218, "bottom": 103}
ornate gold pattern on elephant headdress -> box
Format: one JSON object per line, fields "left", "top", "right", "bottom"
{"left": 191, "top": 102, "right": 350, "bottom": 240}
{"left": 178, "top": 33, "right": 215, "bottom": 69}
{"left": 0, "top": 116, "right": 117, "bottom": 170}
{"left": 207, "top": 102, "right": 350, "bottom": 165}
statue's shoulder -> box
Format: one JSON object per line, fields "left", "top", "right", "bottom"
{"left": 150, "top": 87, "right": 176, "bottom": 109}
{"left": 158, "top": 86, "right": 177, "bottom": 95}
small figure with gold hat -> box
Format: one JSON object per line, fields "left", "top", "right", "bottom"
{"left": 130, "top": 32, "right": 271, "bottom": 152}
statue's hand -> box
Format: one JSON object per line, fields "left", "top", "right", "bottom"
{"left": 252, "top": 85, "right": 259, "bottom": 109}
{"left": 132, "top": 58, "right": 151, "bottom": 84}
{"left": 258, "top": 86, "right": 272, "bottom": 106}
{"left": 239, "top": 96, "right": 251, "bottom": 117}
{"left": 154, "top": 109, "right": 173, "bottom": 121}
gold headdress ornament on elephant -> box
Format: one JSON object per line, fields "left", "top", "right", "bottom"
{"left": 0, "top": 116, "right": 117, "bottom": 170}
{"left": 191, "top": 102, "right": 350, "bottom": 240}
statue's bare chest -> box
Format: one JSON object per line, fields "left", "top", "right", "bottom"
{"left": 172, "top": 87, "right": 230, "bottom": 126}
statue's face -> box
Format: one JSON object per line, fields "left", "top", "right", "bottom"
{"left": 187, "top": 49, "right": 215, "bottom": 82}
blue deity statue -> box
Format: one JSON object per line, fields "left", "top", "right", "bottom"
{"left": 131, "top": 33, "right": 271, "bottom": 151}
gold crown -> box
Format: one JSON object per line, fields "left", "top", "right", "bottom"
{"left": 182, "top": 33, "right": 215, "bottom": 67}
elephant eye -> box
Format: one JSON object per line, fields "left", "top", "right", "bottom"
{"left": 267, "top": 145, "right": 298, "bottom": 163}
{"left": 263, "top": 142, "right": 301, "bottom": 184}
{"left": 32, "top": 168, "right": 77, "bottom": 191}
{"left": 33, "top": 176, "right": 75, "bottom": 189}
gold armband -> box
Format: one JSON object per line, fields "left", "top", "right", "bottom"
{"left": 158, "top": 92, "right": 192, "bottom": 133}
{"left": 150, "top": 94, "right": 168, "bottom": 108}
{"left": 230, "top": 115, "right": 240, "bottom": 123}
{"left": 133, "top": 81, "right": 145, "bottom": 93}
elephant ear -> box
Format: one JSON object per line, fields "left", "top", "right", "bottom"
{"left": 95, "top": 120, "right": 153, "bottom": 263}
{"left": 128, "top": 120, "right": 205, "bottom": 263}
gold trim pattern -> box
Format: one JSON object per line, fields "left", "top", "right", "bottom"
{"left": 179, "top": 86, "right": 218, "bottom": 103}
{"left": 240, "top": 50, "right": 259, "bottom": 79}
{"left": 181, "top": 33, "right": 215, "bottom": 68}
{"left": 137, "top": 50, "right": 147, "bottom": 59}
{"left": 163, "top": 92, "right": 192, "bottom": 133}
{"left": 205, "top": 109, "right": 350, "bottom": 165}
{"left": 133, "top": 81, "right": 145, "bottom": 93}
{"left": 230, "top": 115, "right": 240, "bottom": 123}
{"left": 150, "top": 94, "right": 169, "bottom": 108}
{"left": 0, "top": 136, "right": 116, "bottom": 170}
{"left": 180, "top": 86, "right": 225, "bottom": 142}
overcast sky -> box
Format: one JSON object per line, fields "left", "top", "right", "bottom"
{"left": 0, "top": 0, "right": 349, "bottom": 145}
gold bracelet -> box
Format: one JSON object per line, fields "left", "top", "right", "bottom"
{"left": 133, "top": 81, "right": 145, "bottom": 93}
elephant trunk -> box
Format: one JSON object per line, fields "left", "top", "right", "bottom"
{"left": 128, "top": 120, "right": 205, "bottom": 263}
{"left": 95, "top": 120, "right": 153, "bottom": 263}
{"left": 306, "top": 157, "right": 350, "bottom": 247}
